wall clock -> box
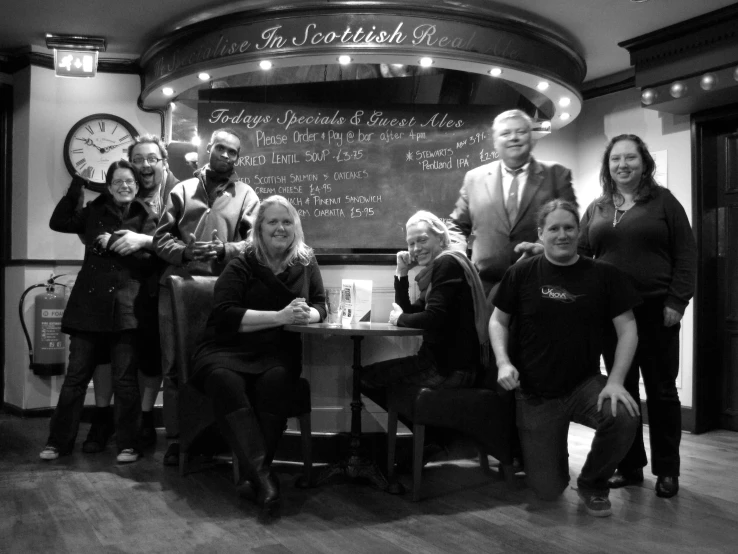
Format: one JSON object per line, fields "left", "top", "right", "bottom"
{"left": 63, "top": 113, "right": 138, "bottom": 192}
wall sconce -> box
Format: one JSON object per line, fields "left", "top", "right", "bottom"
{"left": 46, "top": 34, "right": 106, "bottom": 78}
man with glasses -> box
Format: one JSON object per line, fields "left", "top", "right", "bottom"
{"left": 129, "top": 135, "right": 180, "bottom": 220}
{"left": 447, "top": 109, "right": 577, "bottom": 300}
{"left": 154, "top": 127, "right": 260, "bottom": 466}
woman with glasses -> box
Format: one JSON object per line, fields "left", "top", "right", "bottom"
{"left": 40, "top": 160, "right": 158, "bottom": 464}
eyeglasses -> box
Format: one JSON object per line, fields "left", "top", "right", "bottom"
{"left": 131, "top": 156, "right": 162, "bottom": 165}
{"left": 111, "top": 179, "right": 136, "bottom": 188}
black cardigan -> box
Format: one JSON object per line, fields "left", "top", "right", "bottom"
{"left": 192, "top": 251, "right": 326, "bottom": 379}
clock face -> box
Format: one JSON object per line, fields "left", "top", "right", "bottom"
{"left": 63, "top": 114, "right": 138, "bottom": 192}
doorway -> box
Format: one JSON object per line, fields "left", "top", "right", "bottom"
{"left": 693, "top": 104, "right": 738, "bottom": 432}
{"left": 0, "top": 83, "right": 12, "bottom": 409}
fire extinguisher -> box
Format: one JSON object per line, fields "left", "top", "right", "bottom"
{"left": 19, "top": 274, "right": 68, "bottom": 377}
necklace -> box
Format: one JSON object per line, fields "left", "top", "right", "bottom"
{"left": 613, "top": 208, "right": 628, "bottom": 227}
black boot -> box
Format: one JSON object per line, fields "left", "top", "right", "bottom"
{"left": 224, "top": 408, "right": 281, "bottom": 515}
{"left": 259, "top": 412, "right": 287, "bottom": 466}
{"left": 83, "top": 406, "right": 114, "bottom": 454}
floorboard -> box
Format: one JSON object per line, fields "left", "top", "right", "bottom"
{"left": 1, "top": 414, "right": 736, "bottom": 553}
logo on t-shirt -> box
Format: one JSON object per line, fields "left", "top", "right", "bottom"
{"left": 540, "top": 286, "right": 582, "bottom": 303}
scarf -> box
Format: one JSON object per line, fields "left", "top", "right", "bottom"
{"left": 415, "top": 249, "right": 491, "bottom": 366}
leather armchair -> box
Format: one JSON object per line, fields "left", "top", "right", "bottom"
{"left": 386, "top": 374, "right": 516, "bottom": 501}
{"left": 168, "top": 275, "right": 313, "bottom": 485}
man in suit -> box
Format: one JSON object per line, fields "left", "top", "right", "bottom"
{"left": 448, "top": 109, "right": 577, "bottom": 299}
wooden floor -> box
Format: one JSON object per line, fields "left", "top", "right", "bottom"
{"left": 1, "top": 414, "right": 737, "bottom": 554}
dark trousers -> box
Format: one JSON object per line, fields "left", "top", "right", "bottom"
{"left": 516, "top": 375, "right": 638, "bottom": 499}
{"left": 201, "top": 365, "right": 298, "bottom": 420}
{"left": 159, "top": 286, "right": 178, "bottom": 438}
{"left": 603, "top": 298, "right": 683, "bottom": 477}
{"left": 48, "top": 331, "right": 142, "bottom": 452}
{"left": 361, "top": 354, "right": 474, "bottom": 441}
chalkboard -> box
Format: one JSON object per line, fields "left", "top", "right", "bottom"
{"left": 197, "top": 101, "right": 500, "bottom": 252}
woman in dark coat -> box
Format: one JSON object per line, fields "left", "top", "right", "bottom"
{"left": 192, "top": 195, "right": 326, "bottom": 515}
{"left": 40, "top": 160, "right": 158, "bottom": 464}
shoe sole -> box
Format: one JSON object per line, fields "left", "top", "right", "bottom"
{"left": 117, "top": 456, "right": 140, "bottom": 463}
{"left": 608, "top": 478, "right": 644, "bottom": 489}
{"left": 577, "top": 492, "right": 612, "bottom": 518}
{"left": 583, "top": 506, "right": 612, "bottom": 517}
{"left": 39, "top": 453, "right": 59, "bottom": 460}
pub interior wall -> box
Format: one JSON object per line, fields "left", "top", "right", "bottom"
{"left": 3, "top": 66, "right": 695, "bottom": 416}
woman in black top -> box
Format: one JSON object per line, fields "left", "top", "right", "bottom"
{"left": 192, "top": 195, "right": 326, "bottom": 515}
{"left": 579, "top": 134, "right": 696, "bottom": 498}
{"left": 40, "top": 160, "right": 157, "bottom": 464}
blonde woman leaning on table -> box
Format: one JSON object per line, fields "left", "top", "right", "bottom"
{"left": 190, "top": 195, "right": 326, "bottom": 516}
{"left": 361, "top": 211, "right": 490, "bottom": 460}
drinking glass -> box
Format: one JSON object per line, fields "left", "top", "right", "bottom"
{"left": 325, "top": 287, "right": 342, "bottom": 326}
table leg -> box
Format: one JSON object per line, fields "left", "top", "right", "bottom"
{"left": 314, "top": 335, "right": 395, "bottom": 492}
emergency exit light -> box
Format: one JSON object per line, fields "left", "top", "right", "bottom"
{"left": 45, "top": 34, "right": 106, "bottom": 78}
{"left": 53, "top": 50, "right": 98, "bottom": 78}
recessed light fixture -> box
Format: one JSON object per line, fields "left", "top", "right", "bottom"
{"left": 630, "top": 0, "right": 650, "bottom": 3}
{"left": 558, "top": 97, "right": 571, "bottom": 107}
{"left": 536, "top": 81, "right": 549, "bottom": 91}
{"left": 392, "top": 64, "right": 404, "bottom": 68}
{"left": 419, "top": 57, "right": 434, "bottom": 67}
{"left": 338, "top": 55, "right": 352, "bottom": 65}
{"left": 198, "top": 72, "right": 210, "bottom": 81}
{"left": 560, "top": 112, "right": 571, "bottom": 121}
{"left": 162, "top": 87, "right": 174, "bottom": 96}
{"left": 489, "top": 67, "right": 503, "bottom": 77}
{"left": 259, "top": 60, "right": 273, "bottom": 70}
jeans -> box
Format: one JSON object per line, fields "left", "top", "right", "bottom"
{"left": 603, "top": 298, "right": 682, "bottom": 477}
{"left": 48, "top": 331, "right": 142, "bottom": 452}
{"left": 159, "top": 286, "right": 178, "bottom": 439}
{"left": 516, "top": 374, "right": 638, "bottom": 499}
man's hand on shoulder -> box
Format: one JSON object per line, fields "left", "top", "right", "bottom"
{"left": 514, "top": 241, "right": 543, "bottom": 262}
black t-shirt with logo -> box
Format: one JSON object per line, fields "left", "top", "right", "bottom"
{"left": 493, "top": 255, "right": 640, "bottom": 397}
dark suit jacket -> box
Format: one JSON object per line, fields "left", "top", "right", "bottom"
{"left": 448, "top": 157, "right": 576, "bottom": 293}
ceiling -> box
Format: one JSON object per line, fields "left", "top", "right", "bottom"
{"left": 1, "top": 0, "right": 736, "bottom": 83}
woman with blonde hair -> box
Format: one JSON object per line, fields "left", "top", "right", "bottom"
{"left": 361, "top": 210, "right": 490, "bottom": 462}
{"left": 191, "top": 195, "right": 326, "bottom": 515}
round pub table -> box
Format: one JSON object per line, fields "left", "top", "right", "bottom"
{"left": 285, "top": 322, "right": 422, "bottom": 492}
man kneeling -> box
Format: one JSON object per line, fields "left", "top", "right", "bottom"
{"left": 489, "top": 200, "right": 640, "bottom": 517}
